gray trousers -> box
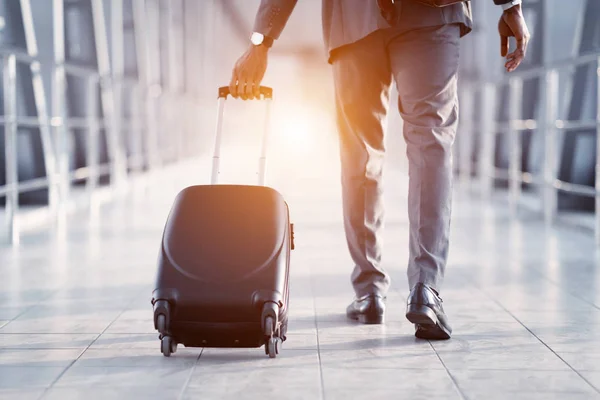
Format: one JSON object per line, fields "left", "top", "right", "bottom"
{"left": 332, "top": 24, "right": 461, "bottom": 298}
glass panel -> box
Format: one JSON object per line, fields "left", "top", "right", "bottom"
{"left": 546, "top": 0, "right": 586, "bottom": 63}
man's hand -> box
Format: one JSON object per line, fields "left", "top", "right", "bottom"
{"left": 498, "top": 5, "right": 530, "bottom": 73}
{"left": 229, "top": 45, "right": 269, "bottom": 100}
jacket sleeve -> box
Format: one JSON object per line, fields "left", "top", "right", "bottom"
{"left": 493, "top": 0, "right": 513, "bottom": 4}
{"left": 253, "top": 0, "right": 298, "bottom": 40}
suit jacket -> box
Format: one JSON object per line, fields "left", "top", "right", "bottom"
{"left": 253, "top": 0, "right": 509, "bottom": 62}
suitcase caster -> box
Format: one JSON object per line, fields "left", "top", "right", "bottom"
{"left": 263, "top": 314, "right": 282, "bottom": 359}
{"left": 156, "top": 314, "right": 167, "bottom": 335}
{"left": 161, "top": 336, "right": 177, "bottom": 357}
{"left": 154, "top": 300, "right": 171, "bottom": 335}
{"left": 265, "top": 337, "right": 282, "bottom": 358}
{"left": 261, "top": 302, "right": 279, "bottom": 336}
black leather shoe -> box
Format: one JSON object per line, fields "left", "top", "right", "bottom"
{"left": 405, "top": 283, "right": 452, "bottom": 340}
{"left": 346, "top": 294, "right": 385, "bottom": 324}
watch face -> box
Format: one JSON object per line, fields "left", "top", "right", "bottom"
{"left": 251, "top": 32, "right": 264, "bottom": 46}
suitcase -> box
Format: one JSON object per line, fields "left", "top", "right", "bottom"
{"left": 151, "top": 86, "right": 294, "bottom": 358}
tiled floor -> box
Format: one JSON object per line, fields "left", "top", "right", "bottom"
{"left": 1, "top": 139, "right": 600, "bottom": 399}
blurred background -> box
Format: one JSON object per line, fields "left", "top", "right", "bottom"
{"left": 0, "top": 0, "right": 599, "bottom": 244}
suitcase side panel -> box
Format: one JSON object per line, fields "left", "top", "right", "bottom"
{"left": 152, "top": 186, "right": 292, "bottom": 348}
{"left": 162, "top": 185, "right": 287, "bottom": 284}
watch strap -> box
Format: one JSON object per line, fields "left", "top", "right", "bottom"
{"left": 262, "top": 35, "right": 274, "bottom": 48}
{"left": 502, "top": 0, "right": 522, "bottom": 11}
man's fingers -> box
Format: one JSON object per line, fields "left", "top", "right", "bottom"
{"left": 500, "top": 35, "right": 509, "bottom": 57}
{"left": 506, "top": 48, "right": 521, "bottom": 60}
{"left": 252, "top": 71, "right": 262, "bottom": 99}
{"left": 252, "top": 79, "right": 261, "bottom": 99}
{"left": 506, "top": 59, "right": 518, "bottom": 72}
{"left": 238, "top": 76, "right": 248, "bottom": 100}
{"left": 245, "top": 78, "right": 255, "bottom": 100}
{"left": 228, "top": 71, "right": 261, "bottom": 100}
{"left": 229, "top": 71, "right": 238, "bottom": 98}
{"left": 505, "top": 49, "right": 523, "bottom": 72}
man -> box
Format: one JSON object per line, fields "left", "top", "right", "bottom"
{"left": 229, "top": 0, "right": 529, "bottom": 340}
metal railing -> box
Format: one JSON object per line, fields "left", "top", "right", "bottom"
{"left": 0, "top": 0, "right": 202, "bottom": 245}
{"left": 459, "top": 50, "right": 600, "bottom": 243}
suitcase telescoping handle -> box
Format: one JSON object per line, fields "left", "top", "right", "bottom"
{"left": 211, "top": 86, "right": 273, "bottom": 186}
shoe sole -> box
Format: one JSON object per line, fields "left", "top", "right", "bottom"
{"left": 405, "top": 304, "right": 451, "bottom": 340}
{"left": 358, "top": 314, "right": 384, "bottom": 324}
{"left": 347, "top": 314, "right": 385, "bottom": 325}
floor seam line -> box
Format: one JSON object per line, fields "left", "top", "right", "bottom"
{"left": 2, "top": 289, "right": 61, "bottom": 332}
{"left": 462, "top": 273, "right": 600, "bottom": 395}
{"left": 311, "top": 273, "right": 326, "bottom": 400}
{"left": 37, "top": 296, "right": 137, "bottom": 399}
{"left": 504, "top": 260, "right": 600, "bottom": 312}
{"left": 428, "top": 341, "right": 468, "bottom": 400}
{"left": 177, "top": 347, "right": 204, "bottom": 400}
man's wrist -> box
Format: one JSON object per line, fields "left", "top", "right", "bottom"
{"left": 502, "top": 0, "right": 522, "bottom": 11}
{"left": 250, "top": 32, "right": 274, "bottom": 48}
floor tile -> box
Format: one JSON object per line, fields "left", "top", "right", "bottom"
{"left": 451, "top": 370, "right": 598, "bottom": 396}
{"left": 431, "top": 327, "right": 543, "bottom": 353}
{"left": 0, "top": 333, "right": 97, "bottom": 349}
{"left": 194, "top": 348, "right": 319, "bottom": 371}
{"left": 319, "top": 347, "right": 444, "bottom": 369}
{"left": 462, "top": 391, "right": 600, "bottom": 400}
{"left": 185, "top": 348, "right": 321, "bottom": 398}
{"left": 42, "top": 386, "right": 182, "bottom": 400}
{"left": 185, "top": 366, "right": 321, "bottom": 399}
{"left": 437, "top": 348, "right": 571, "bottom": 371}
{"left": 557, "top": 352, "right": 600, "bottom": 372}
{"left": 578, "top": 371, "right": 600, "bottom": 392}
{"left": 0, "top": 366, "right": 66, "bottom": 389}
{"left": 317, "top": 320, "right": 413, "bottom": 336}
{"left": 53, "top": 365, "right": 192, "bottom": 388}
{"left": 90, "top": 333, "right": 160, "bottom": 350}
{"left": 103, "top": 318, "right": 156, "bottom": 334}
{"left": 74, "top": 347, "right": 200, "bottom": 367}
{"left": 0, "top": 348, "right": 83, "bottom": 367}
{"left": 317, "top": 332, "right": 431, "bottom": 351}
{"left": 512, "top": 309, "right": 600, "bottom": 327}
{"left": 529, "top": 325, "right": 600, "bottom": 352}
{"left": 0, "top": 388, "right": 46, "bottom": 400}
{"left": 326, "top": 388, "right": 461, "bottom": 400}
{"left": 0, "top": 318, "right": 113, "bottom": 334}
{"left": 286, "top": 317, "right": 317, "bottom": 334}
{"left": 322, "top": 368, "right": 458, "bottom": 398}
{"left": 0, "top": 306, "right": 32, "bottom": 320}
{"left": 280, "top": 333, "right": 318, "bottom": 350}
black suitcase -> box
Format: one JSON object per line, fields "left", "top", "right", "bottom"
{"left": 152, "top": 86, "right": 294, "bottom": 358}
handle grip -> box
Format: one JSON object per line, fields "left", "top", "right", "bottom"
{"left": 218, "top": 86, "right": 273, "bottom": 99}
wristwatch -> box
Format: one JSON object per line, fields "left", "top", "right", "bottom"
{"left": 250, "top": 32, "right": 274, "bottom": 48}
{"left": 502, "top": 0, "right": 522, "bottom": 11}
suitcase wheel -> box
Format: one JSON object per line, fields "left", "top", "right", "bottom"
{"left": 261, "top": 303, "right": 279, "bottom": 336}
{"left": 161, "top": 335, "right": 177, "bottom": 357}
{"left": 263, "top": 314, "right": 282, "bottom": 359}
{"left": 265, "top": 337, "right": 281, "bottom": 358}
